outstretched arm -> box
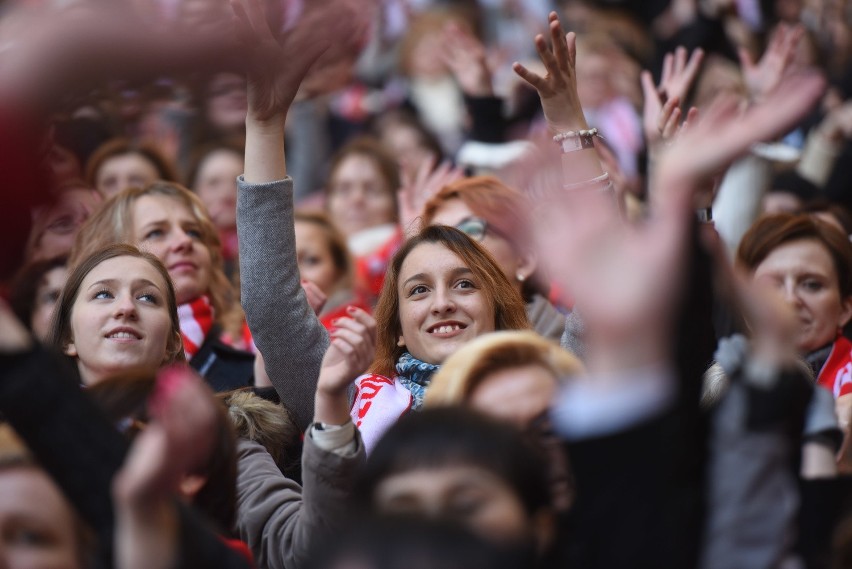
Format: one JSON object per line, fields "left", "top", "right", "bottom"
{"left": 235, "top": 0, "right": 365, "bottom": 430}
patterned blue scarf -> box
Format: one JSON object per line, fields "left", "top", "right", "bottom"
{"left": 396, "top": 352, "right": 440, "bottom": 411}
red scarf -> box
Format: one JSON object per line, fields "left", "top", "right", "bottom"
{"left": 817, "top": 335, "right": 852, "bottom": 398}
{"left": 178, "top": 296, "right": 215, "bottom": 361}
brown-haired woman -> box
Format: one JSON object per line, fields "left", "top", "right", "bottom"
{"left": 70, "top": 181, "right": 254, "bottom": 392}
{"left": 422, "top": 175, "right": 567, "bottom": 341}
{"left": 351, "top": 224, "right": 530, "bottom": 451}
{"left": 738, "top": 213, "right": 852, "bottom": 402}
{"left": 85, "top": 137, "right": 178, "bottom": 198}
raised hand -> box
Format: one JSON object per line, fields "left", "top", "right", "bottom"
{"left": 654, "top": 70, "right": 826, "bottom": 201}
{"left": 112, "top": 365, "right": 220, "bottom": 569}
{"left": 440, "top": 22, "right": 494, "bottom": 98}
{"left": 513, "top": 11, "right": 586, "bottom": 133}
{"left": 641, "top": 46, "right": 704, "bottom": 146}
{"left": 739, "top": 24, "right": 804, "bottom": 102}
{"left": 398, "top": 156, "right": 464, "bottom": 238}
{"left": 314, "top": 307, "right": 377, "bottom": 425}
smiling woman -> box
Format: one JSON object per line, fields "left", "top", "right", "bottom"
{"left": 48, "top": 244, "right": 183, "bottom": 386}
{"left": 351, "top": 225, "right": 529, "bottom": 451}
{"left": 70, "top": 182, "right": 254, "bottom": 391}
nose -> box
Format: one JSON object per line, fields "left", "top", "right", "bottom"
{"left": 781, "top": 279, "right": 803, "bottom": 307}
{"left": 169, "top": 227, "right": 194, "bottom": 252}
{"left": 430, "top": 286, "right": 456, "bottom": 315}
{"left": 114, "top": 292, "right": 139, "bottom": 320}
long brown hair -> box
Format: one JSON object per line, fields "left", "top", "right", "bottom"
{"left": 47, "top": 243, "right": 184, "bottom": 372}
{"left": 370, "top": 225, "right": 529, "bottom": 377}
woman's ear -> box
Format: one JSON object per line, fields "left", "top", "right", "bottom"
{"left": 64, "top": 340, "right": 77, "bottom": 357}
{"left": 397, "top": 335, "right": 406, "bottom": 347}
{"left": 515, "top": 250, "right": 538, "bottom": 284}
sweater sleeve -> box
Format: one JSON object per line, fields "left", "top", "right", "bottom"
{"left": 234, "top": 433, "right": 364, "bottom": 569}
{"left": 236, "top": 176, "right": 329, "bottom": 431}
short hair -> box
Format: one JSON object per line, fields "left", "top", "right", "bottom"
{"left": 421, "top": 176, "right": 547, "bottom": 298}
{"left": 87, "top": 372, "right": 237, "bottom": 533}
{"left": 70, "top": 180, "right": 239, "bottom": 333}
{"left": 186, "top": 139, "right": 245, "bottom": 191}
{"left": 294, "top": 210, "right": 354, "bottom": 293}
{"left": 356, "top": 407, "right": 551, "bottom": 516}
{"left": 370, "top": 225, "right": 530, "bottom": 377}
{"left": 47, "top": 243, "right": 184, "bottom": 371}
{"left": 220, "top": 390, "right": 302, "bottom": 480}
{"left": 425, "top": 331, "right": 583, "bottom": 407}
{"left": 737, "top": 213, "right": 852, "bottom": 298}
{"left": 85, "top": 137, "right": 178, "bottom": 188}
{"left": 9, "top": 255, "right": 68, "bottom": 331}
{"left": 326, "top": 136, "right": 401, "bottom": 219}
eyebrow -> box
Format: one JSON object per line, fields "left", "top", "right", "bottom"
{"left": 402, "top": 266, "right": 473, "bottom": 289}
{"left": 88, "top": 278, "right": 163, "bottom": 290}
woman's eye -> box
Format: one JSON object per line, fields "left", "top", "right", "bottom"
{"left": 409, "top": 285, "right": 429, "bottom": 296}
{"left": 448, "top": 496, "right": 484, "bottom": 518}
{"left": 185, "top": 227, "right": 203, "bottom": 239}
{"left": 455, "top": 279, "right": 476, "bottom": 290}
{"left": 137, "top": 292, "right": 159, "bottom": 304}
{"left": 93, "top": 289, "right": 113, "bottom": 300}
{"left": 802, "top": 280, "right": 824, "bottom": 291}
{"left": 144, "top": 228, "right": 164, "bottom": 239}
{"left": 10, "top": 527, "right": 51, "bottom": 547}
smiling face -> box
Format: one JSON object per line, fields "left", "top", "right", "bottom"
{"left": 397, "top": 242, "right": 495, "bottom": 365}
{"left": 95, "top": 153, "right": 160, "bottom": 198}
{"left": 374, "top": 464, "right": 530, "bottom": 544}
{"left": 327, "top": 154, "right": 396, "bottom": 237}
{"left": 66, "top": 255, "right": 173, "bottom": 386}
{"left": 753, "top": 239, "right": 852, "bottom": 353}
{"left": 429, "top": 198, "right": 533, "bottom": 293}
{"left": 131, "top": 194, "right": 213, "bottom": 305}
{"left": 0, "top": 467, "right": 82, "bottom": 569}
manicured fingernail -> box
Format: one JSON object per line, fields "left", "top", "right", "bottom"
{"left": 346, "top": 305, "right": 357, "bottom": 313}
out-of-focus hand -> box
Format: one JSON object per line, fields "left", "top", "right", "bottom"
{"left": 301, "top": 279, "right": 328, "bottom": 315}
{"left": 398, "top": 156, "right": 464, "bottom": 238}
{"left": 512, "top": 12, "right": 586, "bottom": 133}
{"left": 641, "top": 46, "right": 704, "bottom": 147}
{"left": 440, "top": 22, "right": 493, "bottom": 98}
{"left": 739, "top": 23, "right": 804, "bottom": 103}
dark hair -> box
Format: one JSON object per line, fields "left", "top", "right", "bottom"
{"left": 357, "top": 407, "right": 551, "bottom": 516}
{"left": 306, "top": 514, "right": 521, "bottom": 569}
{"left": 47, "top": 243, "right": 184, "bottom": 371}
{"left": 327, "top": 136, "right": 401, "bottom": 218}
{"left": 294, "top": 210, "right": 353, "bottom": 292}
{"left": 799, "top": 200, "right": 852, "bottom": 236}
{"left": 737, "top": 213, "right": 852, "bottom": 298}
{"left": 9, "top": 255, "right": 68, "bottom": 331}
{"left": 85, "top": 137, "right": 179, "bottom": 188}
{"left": 370, "top": 225, "right": 529, "bottom": 376}
{"left": 186, "top": 138, "right": 245, "bottom": 191}
{"left": 87, "top": 372, "right": 238, "bottom": 534}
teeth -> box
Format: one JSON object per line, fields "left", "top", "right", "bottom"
{"left": 109, "top": 332, "right": 138, "bottom": 339}
{"left": 432, "top": 325, "right": 460, "bottom": 334}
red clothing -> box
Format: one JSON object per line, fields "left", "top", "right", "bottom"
{"left": 354, "top": 228, "right": 403, "bottom": 304}
{"left": 220, "top": 537, "right": 255, "bottom": 567}
{"left": 817, "top": 335, "right": 852, "bottom": 398}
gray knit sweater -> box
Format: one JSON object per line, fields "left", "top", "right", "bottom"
{"left": 237, "top": 176, "right": 329, "bottom": 431}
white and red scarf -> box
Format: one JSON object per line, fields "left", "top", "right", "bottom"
{"left": 817, "top": 335, "right": 852, "bottom": 398}
{"left": 178, "top": 296, "right": 215, "bottom": 361}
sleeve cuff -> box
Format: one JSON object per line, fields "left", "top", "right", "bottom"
{"left": 309, "top": 420, "right": 358, "bottom": 456}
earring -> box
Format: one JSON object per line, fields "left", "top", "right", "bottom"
{"left": 516, "top": 272, "right": 526, "bottom": 283}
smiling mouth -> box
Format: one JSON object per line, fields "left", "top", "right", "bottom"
{"left": 106, "top": 330, "right": 142, "bottom": 340}
{"left": 169, "top": 262, "right": 197, "bottom": 272}
{"left": 427, "top": 323, "right": 467, "bottom": 335}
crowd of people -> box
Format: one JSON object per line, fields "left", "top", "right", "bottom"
{"left": 2, "top": 0, "right": 852, "bottom": 567}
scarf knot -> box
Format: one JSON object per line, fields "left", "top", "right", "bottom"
{"left": 178, "top": 296, "right": 215, "bottom": 361}
{"left": 396, "top": 352, "right": 440, "bottom": 411}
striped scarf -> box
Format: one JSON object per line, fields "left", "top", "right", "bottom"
{"left": 178, "top": 296, "right": 214, "bottom": 361}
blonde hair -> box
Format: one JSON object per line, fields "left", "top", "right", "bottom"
{"left": 70, "top": 181, "right": 243, "bottom": 337}
{"left": 425, "top": 330, "right": 583, "bottom": 407}
{"left": 221, "top": 390, "right": 301, "bottom": 476}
